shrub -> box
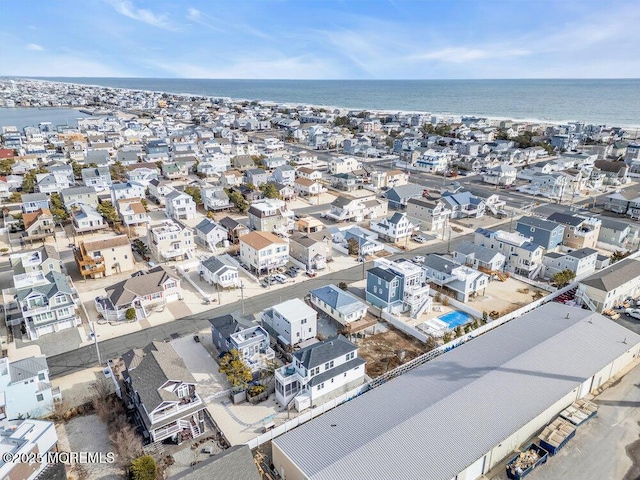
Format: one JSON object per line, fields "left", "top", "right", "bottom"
{"left": 129, "top": 455, "right": 157, "bottom": 480}
{"left": 442, "top": 296, "right": 450, "bottom": 307}
{"left": 125, "top": 308, "right": 136, "bottom": 321}
{"left": 338, "top": 282, "right": 348, "bottom": 291}
{"left": 247, "top": 385, "right": 266, "bottom": 397}
{"left": 434, "top": 292, "right": 442, "bottom": 303}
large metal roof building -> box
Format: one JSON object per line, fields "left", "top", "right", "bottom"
{"left": 272, "top": 303, "right": 640, "bottom": 480}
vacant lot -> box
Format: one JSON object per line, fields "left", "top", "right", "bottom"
{"left": 468, "top": 277, "right": 546, "bottom": 317}
{"left": 357, "top": 326, "right": 428, "bottom": 378}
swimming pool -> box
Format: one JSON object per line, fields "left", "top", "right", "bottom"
{"left": 438, "top": 310, "right": 473, "bottom": 328}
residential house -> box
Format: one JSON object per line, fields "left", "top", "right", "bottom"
{"left": 0, "top": 356, "right": 61, "bottom": 419}
{"left": 125, "top": 163, "right": 159, "bottom": 185}
{"left": 309, "top": 284, "right": 368, "bottom": 327}
{"left": 324, "top": 195, "right": 365, "bottom": 222}
{"left": 232, "top": 155, "right": 255, "bottom": 171}
{"left": 339, "top": 227, "right": 384, "bottom": 257}
{"left": 219, "top": 216, "right": 250, "bottom": 244}
{"left": 384, "top": 184, "right": 425, "bottom": 210}
{"left": 370, "top": 169, "right": 408, "bottom": 190}
{"left": 0, "top": 419, "right": 59, "bottom": 480}
{"left": 199, "top": 257, "right": 240, "bottom": 290}
{"left": 296, "top": 216, "right": 324, "bottom": 234}
{"left": 598, "top": 217, "right": 631, "bottom": 248}
{"left": 406, "top": 198, "right": 452, "bottom": 233}
{"left": 483, "top": 164, "right": 517, "bottom": 186}
{"left": 211, "top": 321, "right": 275, "bottom": 373}
{"left": 148, "top": 220, "right": 195, "bottom": 262}
{"left": 9, "top": 246, "right": 62, "bottom": 277}
{"left": 366, "top": 258, "right": 432, "bottom": 317}
{"left": 296, "top": 167, "right": 323, "bottom": 181}
{"left": 110, "top": 181, "right": 146, "bottom": 204}
{"left": 422, "top": 254, "right": 489, "bottom": 302}
{"left": 474, "top": 228, "right": 545, "bottom": 278}
{"left": 603, "top": 191, "right": 640, "bottom": 219}
{"left": 121, "top": 341, "right": 205, "bottom": 444}
{"left": 576, "top": 258, "right": 640, "bottom": 312}
{"left": 35, "top": 172, "right": 72, "bottom": 194}
{"left": 515, "top": 216, "right": 565, "bottom": 251}
{"left": 593, "top": 160, "right": 629, "bottom": 184}
{"left": 262, "top": 157, "right": 287, "bottom": 170}
{"left": 201, "top": 187, "right": 231, "bottom": 212}
{"left": 547, "top": 212, "right": 601, "bottom": 249}
{"left": 22, "top": 208, "right": 55, "bottom": 243}
{"left": 527, "top": 172, "right": 567, "bottom": 198}
{"left": 47, "top": 164, "right": 74, "bottom": 184}
{"left": 441, "top": 191, "right": 486, "bottom": 218}
{"left": 289, "top": 231, "right": 332, "bottom": 271}
{"left": 60, "top": 186, "right": 98, "bottom": 210}
{"left": 148, "top": 179, "right": 173, "bottom": 206}
{"left": 452, "top": 241, "right": 506, "bottom": 273}
{"left": 71, "top": 204, "right": 107, "bottom": 233}
{"left": 267, "top": 181, "right": 295, "bottom": 201}
{"left": 370, "top": 212, "right": 417, "bottom": 243}
{"left": 262, "top": 299, "right": 317, "bottom": 347}
{"left": 294, "top": 177, "right": 326, "bottom": 197}
{"left": 541, "top": 248, "right": 598, "bottom": 281}
{"left": 274, "top": 335, "right": 366, "bottom": 411}
{"left": 245, "top": 168, "right": 269, "bottom": 187}
{"left": 21, "top": 193, "right": 49, "bottom": 214}
{"left": 81, "top": 167, "right": 112, "bottom": 190}
{"left": 144, "top": 139, "right": 169, "bottom": 160}
{"left": 195, "top": 218, "right": 228, "bottom": 251}
{"left": 272, "top": 165, "right": 296, "bottom": 185}
{"left": 331, "top": 172, "right": 360, "bottom": 192}
{"left": 329, "top": 157, "right": 361, "bottom": 174}
{"left": 117, "top": 198, "right": 149, "bottom": 226}
{"left": 96, "top": 266, "right": 181, "bottom": 321}
{"left": 239, "top": 231, "right": 289, "bottom": 274}
{"left": 162, "top": 162, "right": 188, "bottom": 180}
{"left": 247, "top": 199, "right": 294, "bottom": 234}
{"left": 74, "top": 235, "right": 135, "bottom": 279}
{"left": 165, "top": 189, "right": 197, "bottom": 221}
{"left": 220, "top": 170, "right": 244, "bottom": 187}
{"left": 117, "top": 149, "right": 141, "bottom": 165}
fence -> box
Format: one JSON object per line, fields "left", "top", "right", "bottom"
{"left": 221, "top": 253, "right": 258, "bottom": 283}
{"left": 444, "top": 296, "right": 483, "bottom": 318}
{"left": 176, "top": 263, "right": 210, "bottom": 301}
{"left": 378, "top": 310, "right": 428, "bottom": 343}
{"left": 245, "top": 383, "right": 370, "bottom": 449}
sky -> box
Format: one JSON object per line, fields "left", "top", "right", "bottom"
{"left": 0, "top": 0, "right": 639, "bottom": 79}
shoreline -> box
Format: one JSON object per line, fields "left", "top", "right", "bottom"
{"left": 6, "top": 78, "right": 640, "bottom": 131}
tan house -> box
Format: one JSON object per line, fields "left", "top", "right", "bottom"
{"left": 293, "top": 177, "right": 326, "bottom": 196}
{"left": 371, "top": 169, "right": 409, "bottom": 189}
{"left": 22, "top": 208, "right": 55, "bottom": 243}
{"left": 548, "top": 212, "right": 601, "bottom": 249}
{"left": 117, "top": 198, "right": 149, "bottom": 226}
{"left": 296, "top": 216, "right": 324, "bottom": 234}
{"left": 148, "top": 220, "right": 195, "bottom": 262}
{"left": 289, "top": 231, "right": 332, "bottom": 271}
{"left": 240, "top": 231, "right": 289, "bottom": 274}
{"left": 74, "top": 235, "right": 135, "bottom": 279}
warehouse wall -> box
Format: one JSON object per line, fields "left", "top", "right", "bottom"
{"left": 273, "top": 441, "right": 308, "bottom": 480}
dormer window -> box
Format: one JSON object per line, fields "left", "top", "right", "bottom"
{"left": 176, "top": 384, "right": 189, "bottom": 398}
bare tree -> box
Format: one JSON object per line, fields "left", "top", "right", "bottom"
{"left": 109, "top": 424, "right": 143, "bottom": 468}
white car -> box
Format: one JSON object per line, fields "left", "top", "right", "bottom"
{"left": 272, "top": 274, "right": 288, "bottom": 284}
{"left": 625, "top": 308, "right": 640, "bottom": 320}
{"left": 413, "top": 236, "right": 427, "bottom": 243}
{"left": 412, "top": 255, "right": 425, "bottom": 264}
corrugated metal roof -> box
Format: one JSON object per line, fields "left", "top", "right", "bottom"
{"left": 273, "top": 303, "right": 640, "bottom": 480}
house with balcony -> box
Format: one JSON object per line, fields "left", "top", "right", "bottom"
{"left": 525, "top": 172, "right": 567, "bottom": 198}
{"left": 71, "top": 204, "right": 107, "bottom": 234}
{"left": 422, "top": 254, "right": 489, "bottom": 302}
{"left": 274, "top": 335, "right": 366, "bottom": 411}
{"left": 309, "top": 284, "right": 368, "bottom": 327}
{"left": 165, "top": 189, "right": 197, "bottom": 221}
{"left": 329, "top": 157, "right": 361, "bottom": 174}
{"left": 296, "top": 216, "right": 324, "bottom": 234}
{"left": 515, "top": 216, "right": 565, "bottom": 251}
{"left": 125, "top": 163, "right": 159, "bottom": 185}
{"left": 145, "top": 139, "right": 169, "bottom": 161}
{"left": 575, "top": 258, "right": 640, "bottom": 312}
{"left": 148, "top": 179, "right": 173, "bottom": 205}
{"left": 547, "top": 212, "right": 601, "bottom": 249}
{"left": 21, "top": 193, "right": 50, "bottom": 214}
{"left": 333, "top": 226, "right": 384, "bottom": 257}
{"left": 366, "top": 258, "right": 432, "bottom": 318}
{"left": 7, "top": 270, "right": 79, "bottom": 339}
{"left": 272, "top": 165, "right": 296, "bottom": 185}
{"left": 74, "top": 235, "right": 134, "bottom": 279}
{"left": 95, "top": 266, "right": 181, "bottom": 321}
{"left": 81, "top": 167, "right": 112, "bottom": 190}
{"left": 201, "top": 186, "right": 231, "bottom": 212}
{"left": 10, "top": 246, "right": 62, "bottom": 277}
{"left": 110, "top": 181, "right": 146, "bottom": 204}
{"left": 324, "top": 195, "right": 365, "bottom": 222}
{"left": 371, "top": 169, "right": 408, "bottom": 190}
{"left": 289, "top": 230, "right": 332, "bottom": 271}
{"left": 195, "top": 218, "right": 228, "bottom": 251}
{"left": 293, "top": 177, "right": 326, "bottom": 197}
{"left": 474, "top": 228, "right": 545, "bottom": 278}
{"left": 0, "top": 419, "right": 59, "bottom": 480}
{"left": 296, "top": 167, "right": 323, "bottom": 181}
{"left": 261, "top": 299, "right": 317, "bottom": 348}
{"left": 239, "top": 231, "right": 289, "bottom": 274}
{"left": 36, "top": 172, "right": 72, "bottom": 194}
{"left": 245, "top": 168, "right": 269, "bottom": 187}
{"left": 370, "top": 212, "right": 418, "bottom": 243}
{"left": 148, "top": 220, "right": 195, "bottom": 262}
{"left": 61, "top": 186, "right": 98, "bottom": 210}
{"left": 541, "top": 248, "right": 598, "bottom": 281}
{"left": 0, "top": 356, "right": 61, "bottom": 420}
{"left": 117, "top": 198, "right": 149, "bottom": 226}
{"left": 441, "top": 191, "right": 486, "bottom": 219}
{"left": 384, "top": 184, "right": 425, "bottom": 210}
{"left": 209, "top": 313, "right": 255, "bottom": 354}
{"left": 121, "top": 341, "right": 206, "bottom": 445}
{"left": 603, "top": 191, "right": 640, "bottom": 219}
{"left": 483, "top": 164, "right": 517, "bottom": 186}
{"left": 22, "top": 208, "right": 55, "bottom": 244}
{"left": 219, "top": 216, "right": 250, "bottom": 244}
{"left": 199, "top": 257, "right": 240, "bottom": 289}
{"left": 227, "top": 325, "right": 275, "bottom": 373}
{"left": 406, "top": 197, "right": 452, "bottom": 233}
{"left": 247, "top": 199, "right": 294, "bottom": 234}
{"left": 598, "top": 217, "right": 631, "bottom": 248}
{"left": 452, "top": 241, "right": 506, "bottom": 274}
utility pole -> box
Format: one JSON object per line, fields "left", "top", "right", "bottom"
{"left": 240, "top": 281, "right": 245, "bottom": 314}
{"left": 90, "top": 321, "right": 102, "bottom": 366}
{"left": 509, "top": 209, "right": 515, "bottom": 232}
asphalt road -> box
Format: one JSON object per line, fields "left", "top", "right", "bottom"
{"left": 45, "top": 225, "right": 483, "bottom": 379}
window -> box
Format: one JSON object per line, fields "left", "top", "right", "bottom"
{"left": 38, "top": 372, "right": 45, "bottom": 381}
{"left": 36, "top": 394, "right": 44, "bottom": 402}
{"left": 324, "top": 361, "right": 334, "bottom": 370}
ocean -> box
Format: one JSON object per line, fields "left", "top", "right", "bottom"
{"left": 31, "top": 77, "right": 639, "bottom": 128}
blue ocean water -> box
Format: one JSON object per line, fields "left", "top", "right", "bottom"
{"left": 34, "top": 78, "right": 640, "bottom": 128}
{"left": 0, "top": 107, "right": 90, "bottom": 130}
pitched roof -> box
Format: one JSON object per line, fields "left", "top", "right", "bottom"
{"left": 385, "top": 183, "right": 424, "bottom": 202}
{"left": 566, "top": 247, "right": 598, "bottom": 260}
{"left": 309, "top": 284, "right": 367, "bottom": 315}
{"left": 208, "top": 314, "right": 239, "bottom": 339}
{"left": 517, "top": 216, "right": 563, "bottom": 231}
{"left": 106, "top": 266, "right": 179, "bottom": 307}
{"left": 169, "top": 445, "right": 261, "bottom": 480}
{"left": 9, "top": 356, "right": 48, "bottom": 382}
{"left": 23, "top": 208, "right": 52, "bottom": 230}
{"left": 580, "top": 258, "right": 640, "bottom": 291}
{"left": 273, "top": 304, "right": 640, "bottom": 480}
{"left": 598, "top": 217, "right": 630, "bottom": 231}
{"left": 367, "top": 266, "right": 400, "bottom": 283}
{"left": 240, "top": 231, "right": 286, "bottom": 250}
{"left": 454, "top": 241, "right": 504, "bottom": 264}
{"left": 201, "top": 256, "right": 234, "bottom": 274}
{"left": 547, "top": 212, "right": 585, "bottom": 227}
{"left": 294, "top": 177, "right": 315, "bottom": 187}
{"left": 16, "top": 270, "right": 72, "bottom": 302}
{"left": 293, "top": 335, "right": 356, "bottom": 370}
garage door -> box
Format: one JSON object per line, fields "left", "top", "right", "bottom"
{"left": 36, "top": 324, "right": 55, "bottom": 336}
{"left": 465, "top": 455, "right": 485, "bottom": 480}
{"left": 165, "top": 292, "right": 180, "bottom": 303}
{"left": 579, "top": 377, "right": 593, "bottom": 398}
{"left": 56, "top": 319, "right": 74, "bottom": 331}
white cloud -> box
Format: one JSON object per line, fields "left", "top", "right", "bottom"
{"left": 26, "top": 43, "right": 44, "bottom": 51}
{"left": 107, "top": 0, "right": 175, "bottom": 30}
{"left": 411, "top": 47, "right": 531, "bottom": 63}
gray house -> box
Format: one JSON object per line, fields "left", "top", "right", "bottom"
{"left": 453, "top": 241, "right": 506, "bottom": 272}
{"left": 289, "top": 232, "right": 332, "bottom": 271}
{"left": 21, "top": 193, "right": 50, "bottom": 213}
{"left": 598, "top": 217, "right": 631, "bottom": 248}
{"left": 245, "top": 168, "right": 269, "bottom": 187}
{"left": 515, "top": 216, "right": 565, "bottom": 251}
{"left": 423, "top": 254, "right": 488, "bottom": 302}
{"left": 384, "top": 184, "right": 425, "bottom": 209}
{"left": 541, "top": 248, "right": 598, "bottom": 281}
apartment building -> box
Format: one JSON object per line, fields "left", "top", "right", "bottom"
{"left": 239, "top": 231, "right": 289, "bottom": 274}
{"left": 74, "top": 235, "right": 135, "bottom": 279}
{"left": 261, "top": 299, "right": 318, "bottom": 347}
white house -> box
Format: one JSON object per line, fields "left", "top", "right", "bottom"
{"left": 329, "top": 157, "right": 361, "bottom": 174}
{"left": 541, "top": 248, "right": 598, "bottom": 281}
{"left": 369, "top": 212, "right": 418, "bottom": 243}
{"left": 201, "top": 186, "right": 231, "bottom": 212}
{"left": 165, "top": 189, "right": 197, "bottom": 221}
{"left": 148, "top": 179, "right": 173, "bottom": 205}
{"left": 71, "top": 204, "right": 107, "bottom": 233}
{"left": 309, "top": 284, "right": 368, "bottom": 326}
{"left": 0, "top": 419, "right": 59, "bottom": 480}
{"left": 483, "top": 164, "right": 517, "bottom": 186}
{"left": 110, "top": 181, "right": 146, "bottom": 204}
{"left": 274, "top": 335, "right": 366, "bottom": 411}
{"left": 261, "top": 299, "right": 317, "bottom": 347}
{"left": 474, "top": 228, "right": 545, "bottom": 279}
{"left": 195, "top": 218, "right": 228, "bottom": 251}
{"left": 294, "top": 177, "right": 326, "bottom": 197}
{"left": 239, "top": 231, "right": 289, "bottom": 274}
{"left": 199, "top": 256, "right": 240, "bottom": 289}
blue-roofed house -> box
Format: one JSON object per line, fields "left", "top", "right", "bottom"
{"left": 384, "top": 183, "right": 425, "bottom": 210}
{"left": 110, "top": 181, "right": 146, "bottom": 204}
{"left": 515, "top": 216, "right": 565, "bottom": 251}
{"left": 423, "top": 254, "right": 489, "bottom": 302}
{"left": 369, "top": 212, "right": 418, "bottom": 243}
{"left": 21, "top": 193, "right": 50, "bottom": 214}
{"left": 441, "top": 190, "right": 486, "bottom": 218}
{"left": 474, "top": 228, "right": 545, "bottom": 278}
{"left": 309, "top": 284, "right": 368, "bottom": 326}
{"left": 452, "top": 241, "right": 506, "bottom": 273}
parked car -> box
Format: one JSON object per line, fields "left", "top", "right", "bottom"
{"left": 412, "top": 255, "right": 425, "bottom": 264}
{"left": 273, "top": 274, "right": 288, "bottom": 283}
{"left": 306, "top": 269, "right": 317, "bottom": 277}
{"left": 625, "top": 308, "right": 640, "bottom": 320}
{"left": 414, "top": 235, "right": 427, "bottom": 243}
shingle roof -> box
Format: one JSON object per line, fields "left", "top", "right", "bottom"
{"left": 23, "top": 208, "right": 52, "bottom": 230}
{"left": 82, "top": 235, "right": 130, "bottom": 251}
{"left": 566, "top": 248, "right": 598, "bottom": 260}
{"left": 367, "top": 266, "right": 399, "bottom": 283}
{"left": 579, "top": 258, "right": 640, "bottom": 291}
{"left": 201, "top": 256, "right": 229, "bottom": 274}
{"left": 106, "top": 266, "right": 179, "bottom": 307}
{"left": 454, "top": 241, "right": 503, "bottom": 264}
{"left": 293, "top": 335, "right": 356, "bottom": 370}
{"left": 517, "top": 216, "right": 563, "bottom": 231}
{"left": 273, "top": 304, "right": 640, "bottom": 480}
{"left": 547, "top": 212, "right": 585, "bottom": 226}
{"left": 208, "top": 314, "right": 239, "bottom": 340}
{"left": 309, "top": 285, "right": 367, "bottom": 316}
{"left": 169, "top": 445, "right": 261, "bottom": 480}
{"left": 598, "top": 217, "right": 630, "bottom": 231}
{"left": 240, "top": 231, "right": 286, "bottom": 250}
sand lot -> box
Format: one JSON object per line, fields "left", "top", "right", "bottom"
{"left": 467, "top": 277, "right": 546, "bottom": 316}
